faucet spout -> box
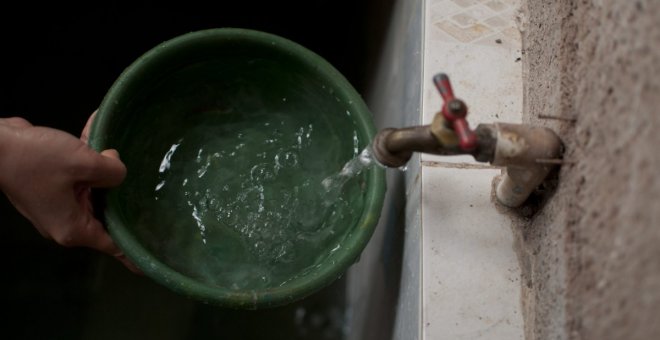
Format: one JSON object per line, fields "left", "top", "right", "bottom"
{"left": 372, "top": 73, "right": 484, "bottom": 168}
{"left": 372, "top": 125, "right": 461, "bottom": 168}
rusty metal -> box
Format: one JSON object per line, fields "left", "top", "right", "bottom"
{"left": 372, "top": 125, "right": 467, "bottom": 168}
{"left": 371, "top": 128, "right": 416, "bottom": 168}
{"left": 371, "top": 123, "right": 498, "bottom": 168}
{"left": 490, "top": 123, "right": 562, "bottom": 207}
{"left": 372, "top": 73, "right": 484, "bottom": 168}
{"left": 472, "top": 124, "right": 497, "bottom": 163}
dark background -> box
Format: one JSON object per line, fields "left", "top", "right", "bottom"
{"left": 0, "top": 1, "right": 395, "bottom": 339}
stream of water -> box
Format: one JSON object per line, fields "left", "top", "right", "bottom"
{"left": 321, "top": 146, "right": 381, "bottom": 207}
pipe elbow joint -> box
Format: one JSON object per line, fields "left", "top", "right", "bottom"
{"left": 488, "top": 123, "right": 563, "bottom": 207}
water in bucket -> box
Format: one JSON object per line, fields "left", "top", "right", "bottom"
{"left": 116, "top": 58, "right": 372, "bottom": 290}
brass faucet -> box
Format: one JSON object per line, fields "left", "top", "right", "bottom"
{"left": 372, "top": 73, "right": 563, "bottom": 207}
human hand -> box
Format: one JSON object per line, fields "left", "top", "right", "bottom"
{"left": 0, "top": 116, "right": 140, "bottom": 273}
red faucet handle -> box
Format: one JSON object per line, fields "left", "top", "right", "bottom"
{"left": 452, "top": 116, "right": 478, "bottom": 151}
{"left": 434, "top": 73, "right": 477, "bottom": 151}
{"left": 433, "top": 73, "right": 455, "bottom": 101}
{"left": 442, "top": 99, "right": 477, "bottom": 151}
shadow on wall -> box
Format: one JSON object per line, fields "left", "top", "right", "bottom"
{"left": 0, "top": 0, "right": 398, "bottom": 339}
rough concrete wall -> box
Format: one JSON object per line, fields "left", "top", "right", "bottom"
{"left": 518, "top": 0, "right": 660, "bottom": 339}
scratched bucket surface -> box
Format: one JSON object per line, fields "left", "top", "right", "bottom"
{"left": 89, "top": 28, "right": 385, "bottom": 309}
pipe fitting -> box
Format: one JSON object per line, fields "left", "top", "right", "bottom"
{"left": 488, "top": 123, "right": 562, "bottom": 207}
{"left": 371, "top": 73, "right": 563, "bottom": 208}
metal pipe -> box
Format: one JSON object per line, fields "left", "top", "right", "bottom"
{"left": 489, "top": 123, "right": 562, "bottom": 207}
{"left": 372, "top": 125, "right": 467, "bottom": 168}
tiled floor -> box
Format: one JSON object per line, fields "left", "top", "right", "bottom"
{"left": 429, "top": 0, "right": 521, "bottom": 44}
{"left": 421, "top": 0, "right": 524, "bottom": 338}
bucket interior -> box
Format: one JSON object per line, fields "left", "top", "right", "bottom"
{"left": 93, "top": 30, "right": 383, "bottom": 307}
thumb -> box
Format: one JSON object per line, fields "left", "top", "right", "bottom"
{"left": 81, "top": 148, "right": 127, "bottom": 188}
{"left": 80, "top": 111, "right": 97, "bottom": 144}
{"left": 100, "top": 148, "right": 120, "bottom": 160}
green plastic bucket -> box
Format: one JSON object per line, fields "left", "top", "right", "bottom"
{"left": 90, "top": 28, "right": 385, "bottom": 309}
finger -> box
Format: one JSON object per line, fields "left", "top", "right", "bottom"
{"left": 101, "top": 148, "right": 120, "bottom": 160}
{"left": 115, "top": 253, "right": 144, "bottom": 275}
{"left": 84, "top": 219, "right": 142, "bottom": 274}
{"left": 80, "top": 111, "right": 97, "bottom": 144}
{"left": 76, "top": 188, "right": 142, "bottom": 274}
{"left": 2, "top": 117, "right": 33, "bottom": 128}
{"left": 80, "top": 149, "right": 128, "bottom": 188}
